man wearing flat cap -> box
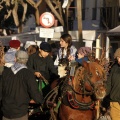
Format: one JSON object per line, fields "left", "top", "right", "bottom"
{"left": 27, "top": 42, "right": 59, "bottom": 96}
{"left": 4, "top": 40, "right": 21, "bottom": 67}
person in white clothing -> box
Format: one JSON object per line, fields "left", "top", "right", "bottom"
{"left": 54, "top": 33, "right": 77, "bottom": 66}
{"left": 4, "top": 40, "right": 21, "bottom": 67}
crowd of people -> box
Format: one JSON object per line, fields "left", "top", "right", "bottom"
{"left": 0, "top": 33, "right": 119, "bottom": 120}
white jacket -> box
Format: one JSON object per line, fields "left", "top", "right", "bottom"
{"left": 54, "top": 45, "right": 77, "bottom": 66}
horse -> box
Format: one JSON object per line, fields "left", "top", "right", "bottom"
{"left": 54, "top": 61, "right": 107, "bottom": 120}
{"left": 28, "top": 59, "right": 107, "bottom": 120}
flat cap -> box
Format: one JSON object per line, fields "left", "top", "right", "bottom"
{"left": 40, "top": 42, "right": 51, "bottom": 52}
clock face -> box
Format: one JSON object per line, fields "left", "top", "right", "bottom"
{"left": 40, "top": 12, "right": 55, "bottom": 28}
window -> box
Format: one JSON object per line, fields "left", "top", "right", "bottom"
{"left": 92, "top": 8, "right": 97, "bottom": 20}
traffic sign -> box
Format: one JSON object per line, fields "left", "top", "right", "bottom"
{"left": 40, "top": 12, "right": 55, "bottom": 28}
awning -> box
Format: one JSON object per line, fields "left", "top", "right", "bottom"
{"left": 107, "top": 25, "right": 120, "bottom": 36}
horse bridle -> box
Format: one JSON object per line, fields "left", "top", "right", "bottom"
{"left": 79, "top": 68, "right": 105, "bottom": 96}
{"left": 65, "top": 67, "right": 105, "bottom": 110}
{"left": 68, "top": 66, "right": 105, "bottom": 96}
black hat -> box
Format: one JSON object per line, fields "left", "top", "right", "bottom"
{"left": 40, "top": 42, "right": 52, "bottom": 52}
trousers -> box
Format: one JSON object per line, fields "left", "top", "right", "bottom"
{"left": 110, "top": 102, "right": 120, "bottom": 120}
{"left": 2, "top": 114, "right": 28, "bottom": 120}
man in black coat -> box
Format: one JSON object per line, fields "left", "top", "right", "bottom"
{"left": 0, "top": 50, "right": 44, "bottom": 120}
{"left": 27, "top": 42, "right": 59, "bottom": 96}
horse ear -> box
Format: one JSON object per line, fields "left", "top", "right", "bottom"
{"left": 82, "top": 61, "right": 89, "bottom": 69}
{"left": 95, "top": 59, "right": 100, "bottom": 64}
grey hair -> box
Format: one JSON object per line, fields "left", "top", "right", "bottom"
{"left": 16, "top": 58, "right": 28, "bottom": 64}
{"left": 15, "top": 50, "right": 28, "bottom": 64}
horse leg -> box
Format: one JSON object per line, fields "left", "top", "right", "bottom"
{"left": 45, "top": 0, "right": 64, "bottom": 26}
{"left": 20, "top": 0, "right": 28, "bottom": 23}
{"left": 4, "top": 0, "right": 12, "bottom": 20}
{"left": 12, "top": 0, "right": 19, "bottom": 26}
{"left": 26, "top": 0, "right": 42, "bottom": 25}
{"left": 0, "top": 0, "right": 3, "bottom": 12}
{"left": 12, "top": 1, "right": 21, "bottom": 33}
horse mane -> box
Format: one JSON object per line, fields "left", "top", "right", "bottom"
{"left": 87, "top": 48, "right": 110, "bottom": 78}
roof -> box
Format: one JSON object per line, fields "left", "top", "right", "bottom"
{"left": 107, "top": 25, "right": 120, "bottom": 36}
{"left": 0, "top": 30, "right": 97, "bottom": 46}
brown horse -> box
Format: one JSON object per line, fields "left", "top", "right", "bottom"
{"left": 58, "top": 61, "right": 106, "bottom": 120}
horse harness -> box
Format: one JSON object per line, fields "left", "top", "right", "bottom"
{"left": 61, "top": 66, "right": 104, "bottom": 110}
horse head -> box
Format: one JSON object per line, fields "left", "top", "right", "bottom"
{"left": 73, "top": 61, "right": 106, "bottom": 100}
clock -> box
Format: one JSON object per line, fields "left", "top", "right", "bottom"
{"left": 40, "top": 12, "right": 55, "bottom": 28}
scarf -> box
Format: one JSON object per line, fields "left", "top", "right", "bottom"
{"left": 76, "top": 56, "right": 89, "bottom": 65}
{"left": 11, "top": 62, "right": 27, "bottom": 74}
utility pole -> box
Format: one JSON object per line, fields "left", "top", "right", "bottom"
{"left": 76, "top": 0, "right": 82, "bottom": 45}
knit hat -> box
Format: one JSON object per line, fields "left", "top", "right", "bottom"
{"left": 78, "top": 47, "right": 91, "bottom": 56}
{"left": 15, "top": 50, "right": 28, "bottom": 60}
{"left": 40, "top": 42, "right": 52, "bottom": 52}
{"left": 9, "top": 40, "right": 21, "bottom": 48}
{"left": 114, "top": 48, "right": 120, "bottom": 58}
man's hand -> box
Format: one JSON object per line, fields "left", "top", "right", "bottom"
{"left": 34, "top": 72, "right": 41, "bottom": 78}
{"left": 29, "top": 99, "right": 36, "bottom": 104}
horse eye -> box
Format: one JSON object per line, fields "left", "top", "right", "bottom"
{"left": 89, "top": 73, "right": 92, "bottom": 77}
